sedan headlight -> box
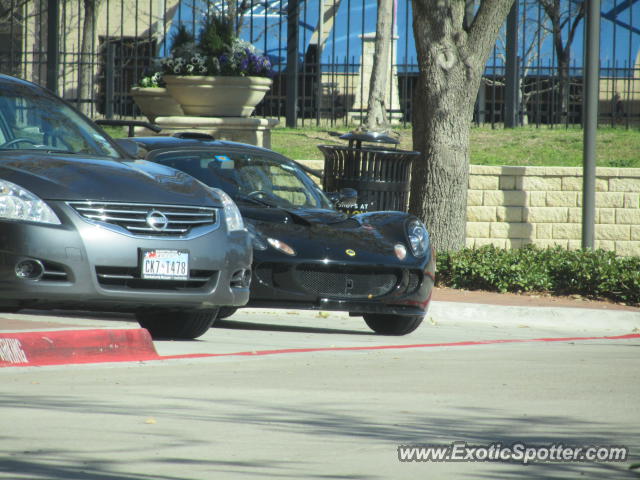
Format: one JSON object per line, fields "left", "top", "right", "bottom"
{"left": 406, "top": 219, "right": 429, "bottom": 257}
{"left": 211, "top": 187, "right": 244, "bottom": 232}
{"left": 0, "top": 179, "right": 61, "bottom": 225}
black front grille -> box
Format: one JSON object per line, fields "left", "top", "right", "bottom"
{"left": 295, "top": 264, "right": 398, "bottom": 299}
{"left": 406, "top": 271, "right": 421, "bottom": 294}
{"left": 96, "top": 266, "right": 216, "bottom": 290}
{"left": 68, "top": 202, "right": 217, "bottom": 236}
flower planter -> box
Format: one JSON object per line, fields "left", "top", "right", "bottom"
{"left": 130, "top": 87, "right": 184, "bottom": 122}
{"left": 163, "top": 75, "right": 272, "bottom": 117}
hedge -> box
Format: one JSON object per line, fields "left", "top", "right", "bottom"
{"left": 435, "top": 245, "right": 640, "bottom": 306}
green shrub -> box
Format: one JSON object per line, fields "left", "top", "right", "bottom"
{"left": 436, "top": 245, "right": 640, "bottom": 305}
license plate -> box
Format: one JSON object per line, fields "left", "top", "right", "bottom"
{"left": 141, "top": 249, "right": 189, "bottom": 280}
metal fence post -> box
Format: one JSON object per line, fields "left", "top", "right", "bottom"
{"left": 505, "top": 0, "right": 519, "bottom": 128}
{"left": 105, "top": 43, "right": 115, "bottom": 119}
{"left": 46, "top": 0, "right": 59, "bottom": 94}
{"left": 286, "top": 0, "right": 300, "bottom": 127}
{"left": 582, "top": 0, "right": 600, "bottom": 249}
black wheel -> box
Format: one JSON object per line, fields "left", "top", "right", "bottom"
{"left": 217, "top": 307, "right": 238, "bottom": 319}
{"left": 362, "top": 313, "right": 424, "bottom": 336}
{"left": 0, "top": 306, "right": 20, "bottom": 313}
{"left": 136, "top": 309, "right": 218, "bottom": 339}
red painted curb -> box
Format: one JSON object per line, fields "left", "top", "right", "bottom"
{"left": 2, "top": 330, "right": 638, "bottom": 368}
{"left": 0, "top": 329, "right": 159, "bottom": 367}
{"left": 160, "top": 333, "right": 640, "bottom": 361}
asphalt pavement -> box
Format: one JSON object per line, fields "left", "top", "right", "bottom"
{"left": 0, "top": 294, "right": 638, "bottom": 365}
{"left": 1, "top": 295, "right": 639, "bottom": 479}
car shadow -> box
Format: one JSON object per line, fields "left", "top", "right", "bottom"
{"left": 214, "top": 319, "right": 375, "bottom": 336}
{"left": 12, "top": 309, "right": 138, "bottom": 322}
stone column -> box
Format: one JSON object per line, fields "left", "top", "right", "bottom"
{"left": 347, "top": 32, "right": 403, "bottom": 125}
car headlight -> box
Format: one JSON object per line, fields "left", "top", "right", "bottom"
{"left": 267, "top": 238, "right": 296, "bottom": 256}
{"left": 0, "top": 179, "right": 61, "bottom": 225}
{"left": 211, "top": 187, "right": 244, "bottom": 232}
{"left": 406, "top": 218, "right": 429, "bottom": 257}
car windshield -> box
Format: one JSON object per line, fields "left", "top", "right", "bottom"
{"left": 0, "top": 81, "right": 119, "bottom": 158}
{"left": 153, "top": 150, "right": 333, "bottom": 210}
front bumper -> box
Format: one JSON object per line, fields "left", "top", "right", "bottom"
{"left": 247, "top": 252, "right": 436, "bottom": 316}
{"left": 0, "top": 203, "right": 252, "bottom": 312}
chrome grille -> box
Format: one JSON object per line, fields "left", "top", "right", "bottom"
{"left": 68, "top": 202, "right": 217, "bottom": 236}
{"left": 295, "top": 264, "right": 398, "bottom": 299}
{"left": 95, "top": 266, "right": 216, "bottom": 290}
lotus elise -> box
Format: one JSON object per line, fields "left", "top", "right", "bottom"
{"left": 133, "top": 135, "right": 435, "bottom": 335}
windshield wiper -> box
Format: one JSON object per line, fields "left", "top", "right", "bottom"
{"left": 235, "top": 194, "right": 279, "bottom": 208}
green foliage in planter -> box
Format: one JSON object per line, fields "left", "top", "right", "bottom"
{"left": 436, "top": 245, "right": 640, "bottom": 305}
{"left": 199, "top": 14, "right": 234, "bottom": 59}
{"left": 160, "top": 16, "right": 272, "bottom": 77}
{"left": 171, "top": 24, "right": 196, "bottom": 58}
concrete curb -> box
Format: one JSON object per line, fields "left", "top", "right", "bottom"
{"left": 0, "top": 329, "right": 159, "bottom": 368}
{"left": 237, "top": 302, "right": 640, "bottom": 331}
{"left": 428, "top": 301, "right": 640, "bottom": 332}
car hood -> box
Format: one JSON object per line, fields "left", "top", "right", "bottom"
{"left": 0, "top": 152, "right": 219, "bottom": 206}
{"left": 240, "top": 205, "right": 349, "bottom": 226}
{"left": 242, "top": 206, "right": 415, "bottom": 263}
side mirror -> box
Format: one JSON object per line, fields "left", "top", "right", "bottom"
{"left": 338, "top": 188, "right": 358, "bottom": 207}
{"left": 115, "top": 138, "right": 144, "bottom": 158}
{"left": 327, "top": 188, "right": 358, "bottom": 207}
{"left": 326, "top": 191, "right": 340, "bottom": 204}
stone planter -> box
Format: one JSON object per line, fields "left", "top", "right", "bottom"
{"left": 163, "top": 75, "right": 272, "bottom": 117}
{"left": 130, "top": 87, "right": 184, "bottom": 122}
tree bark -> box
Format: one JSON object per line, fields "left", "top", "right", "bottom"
{"left": 365, "top": 0, "right": 393, "bottom": 130}
{"left": 557, "top": 52, "right": 570, "bottom": 123}
{"left": 409, "top": 0, "right": 514, "bottom": 252}
{"left": 540, "top": 0, "right": 585, "bottom": 124}
{"left": 78, "top": 0, "right": 102, "bottom": 116}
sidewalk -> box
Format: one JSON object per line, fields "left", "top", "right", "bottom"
{"left": 433, "top": 286, "right": 640, "bottom": 312}
{"left": 429, "top": 287, "right": 640, "bottom": 334}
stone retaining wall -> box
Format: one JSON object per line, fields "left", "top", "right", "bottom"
{"left": 298, "top": 160, "right": 640, "bottom": 256}
{"left": 468, "top": 166, "right": 640, "bottom": 256}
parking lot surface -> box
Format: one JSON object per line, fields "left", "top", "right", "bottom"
{"left": 1, "top": 300, "right": 639, "bottom": 479}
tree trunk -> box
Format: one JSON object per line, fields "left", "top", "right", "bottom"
{"left": 78, "top": 0, "right": 101, "bottom": 116}
{"left": 365, "top": 0, "right": 393, "bottom": 130}
{"left": 409, "top": 0, "right": 514, "bottom": 252}
{"left": 557, "top": 52, "right": 570, "bottom": 124}
{"left": 540, "top": 0, "right": 584, "bottom": 125}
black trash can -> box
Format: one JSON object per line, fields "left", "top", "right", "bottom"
{"left": 318, "top": 131, "right": 420, "bottom": 214}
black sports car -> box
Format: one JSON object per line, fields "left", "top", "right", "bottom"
{"left": 0, "top": 76, "right": 252, "bottom": 339}
{"left": 133, "top": 135, "right": 435, "bottom": 335}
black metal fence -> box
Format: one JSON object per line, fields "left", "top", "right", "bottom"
{"left": 0, "top": 0, "right": 638, "bottom": 128}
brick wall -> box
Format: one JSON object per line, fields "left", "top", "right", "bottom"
{"left": 467, "top": 166, "right": 640, "bottom": 256}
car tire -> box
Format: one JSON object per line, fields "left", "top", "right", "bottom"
{"left": 0, "top": 306, "right": 20, "bottom": 313}
{"left": 217, "top": 307, "right": 238, "bottom": 319}
{"left": 136, "top": 309, "right": 218, "bottom": 339}
{"left": 362, "top": 313, "right": 424, "bottom": 336}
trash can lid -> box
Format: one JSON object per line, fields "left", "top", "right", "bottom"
{"left": 339, "top": 130, "right": 399, "bottom": 145}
